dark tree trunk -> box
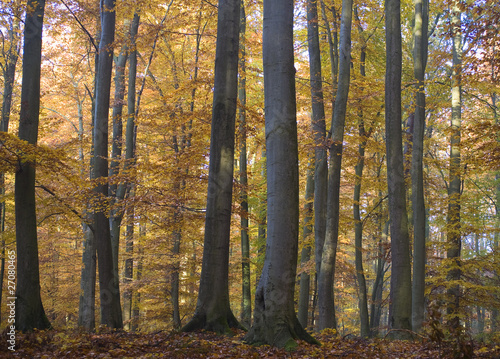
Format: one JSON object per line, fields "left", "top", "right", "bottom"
{"left": 14, "top": 0, "right": 51, "bottom": 332}
{"left": 385, "top": 0, "right": 412, "bottom": 338}
{"left": 93, "top": 0, "right": 122, "bottom": 329}
{"left": 318, "top": 0, "right": 353, "bottom": 331}
{"left": 182, "top": 0, "right": 242, "bottom": 334}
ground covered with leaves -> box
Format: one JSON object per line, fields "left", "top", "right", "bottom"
{"left": 1, "top": 329, "right": 499, "bottom": 358}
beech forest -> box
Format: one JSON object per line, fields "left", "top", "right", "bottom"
{"left": 0, "top": 0, "right": 499, "bottom": 357}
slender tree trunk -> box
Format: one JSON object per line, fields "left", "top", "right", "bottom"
{"left": 385, "top": 0, "right": 412, "bottom": 338}
{"left": 93, "top": 0, "right": 122, "bottom": 328}
{"left": 79, "top": 24, "right": 99, "bottom": 330}
{"left": 238, "top": 1, "right": 251, "bottom": 329}
{"left": 182, "top": 0, "right": 242, "bottom": 334}
{"left": 298, "top": 164, "right": 314, "bottom": 328}
{"left": 316, "top": 0, "right": 336, "bottom": 279}
{"left": 446, "top": 3, "right": 462, "bottom": 332}
{"left": 15, "top": 0, "right": 51, "bottom": 332}
{"left": 411, "top": 0, "right": 429, "bottom": 333}
{"left": 109, "top": 43, "right": 128, "bottom": 295}
{"left": 318, "top": 0, "right": 353, "bottom": 332}
{"left": 0, "top": 15, "right": 19, "bottom": 326}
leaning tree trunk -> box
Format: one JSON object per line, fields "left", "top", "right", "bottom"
{"left": 93, "top": 0, "right": 122, "bottom": 329}
{"left": 385, "top": 0, "right": 412, "bottom": 338}
{"left": 446, "top": 3, "right": 462, "bottom": 333}
{"left": 181, "top": 0, "right": 242, "bottom": 334}
{"left": 411, "top": 0, "right": 429, "bottom": 333}
{"left": 317, "top": 0, "right": 353, "bottom": 331}
{"left": 14, "top": 0, "right": 51, "bottom": 332}
{"left": 243, "top": 0, "right": 318, "bottom": 349}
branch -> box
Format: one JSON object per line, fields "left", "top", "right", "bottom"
{"left": 60, "top": 0, "right": 98, "bottom": 52}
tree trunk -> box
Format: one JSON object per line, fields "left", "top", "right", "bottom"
{"left": 238, "top": 1, "right": 251, "bottom": 330}
{"left": 244, "top": 0, "right": 318, "bottom": 349}
{"left": 182, "top": 0, "right": 242, "bottom": 334}
{"left": 316, "top": 0, "right": 335, "bottom": 280}
{"left": 318, "top": 0, "right": 353, "bottom": 332}
{"left": 298, "top": 164, "right": 314, "bottom": 328}
{"left": 0, "top": 15, "right": 19, "bottom": 326}
{"left": 14, "top": 0, "right": 51, "bottom": 332}
{"left": 93, "top": 0, "right": 122, "bottom": 328}
{"left": 411, "top": 0, "right": 429, "bottom": 333}
{"left": 446, "top": 3, "right": 462, "bottom": 332}
{"left": 385, "top": 0, "right": 412, "bottom": 338}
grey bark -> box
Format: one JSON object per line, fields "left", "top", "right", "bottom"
{"left": 298, "top": 164, "right": 314, "bottom": 328}
{"left": 446, "top": 4, "right": 462, "bottom": 332}
{"left": 181, "top": 0, "right": 242, "bottom": 334}
{"left": 122, "top": 12, "right": 140, "bottom": 331}
{"left": 93, "top": 0, "right": 122, "bottom": 328}
{"left": 318, "top": 0, "right": 353, "bottom": 332}
{"left": 14, "top": 0, "right": 51, "bottom": 331}
{"left": 411, "top": 0, "right": 429, "bottom": 333}
{"left": 243, "top": 0, "right": 318, "bottom": 349}
{"left": 385, "top": 0, "right": 412, "bottom": 337}
{"left": 0, "top": 15, "right": 19, "bottom": 326}
{"left": 238, "top": 1, "right": 251, "bottom": 329}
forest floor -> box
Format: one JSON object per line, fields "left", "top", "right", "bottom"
{"left": 1, "top": 328, "right": 499, "bottom": 358}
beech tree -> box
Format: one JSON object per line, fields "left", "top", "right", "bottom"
{"left": 15, "top": 0, "right": 51, "bottom": 332}
{"left": 318, "top": 0, "right": 353, "bottom": 331}
{"left": 385, "top": 0, "right": 412, "bottom": 337}
{"left": 411, "top": 0, "right": 429, "bottom": 333}
{"left": 244, "top": 0, "right": 318, "bottom": 349}
{"left": 446, "top": 2, "right": 462, "bottom": 332}
{"left": 182, "top": 0, "right": 242, "bottom": 333}
{"left": 93, "top": 0, "right": 122, "bottom": 328}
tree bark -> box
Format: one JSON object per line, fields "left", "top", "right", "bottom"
{"left": 182, "top": 0, "right": 242, "bottom": 334}
{"left": 446, "top": 3, "right": 462, "bottom": 332}
{"left": 318, "top": 0, "right": 353, "bottom": 332}
{"left": 298, "top": 164, "right": 314, "bottom": 328}
{"left": 93, "top": 0, "right": 122, "bottom": 328}
{"left": 411, "top": 0, "right": 429, "bottom": 333}
{"left": 244, "top": 0, "right": 318, "bottom": 349}
{"left": 385, "top": 0, "right": 412, "bottom": 338}
{"left": 238, "top": 1, "right": 252, "bottom": 330}
{"left": 14, "top": 0, "right": 51, "bottom": 332}
{"left": 0, "top": 14, "right": 19, "bottom": 326}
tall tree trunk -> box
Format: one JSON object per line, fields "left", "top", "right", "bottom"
{"left": 109, "top": 43, "right": 128, "bottom": 295}
{"left": 385, "top": 0, "right": 412, "bottom": 338}
{"left": 353, "top": 6, "right": 371, "bottom": 338}
{"left": 79, "top": 25, "right": 99, "bottom": 330}
{"left": 93, "top": 0, "right": 122, "bottom": 328}
{"left": 411, "top": 0, "right": 429, "bottom": 333}
{"left": 446, "top": 2, "right": 462, "bottom": 332}
{"left": 316, "top": 0, "right": 336, "bottom": 279}
{"left": 0, "top": 15, "right": 20, "bottom": 326}
{"left": 15, "top": 0, "right": 51, "bottom": 332}
{"left": 238, "top": 1, "right": 251, "bottom": 329}
{"left": 182, "top": 0, "right": 242, "bottom": 334}
{"left": 318, "top": 0, "right": 353, "bottom": 332}
{"left": 244, "top": 0, "right": 318, "bottom": 349}
{"left": 122, "top": 13, "right": 140, "bottom": 331}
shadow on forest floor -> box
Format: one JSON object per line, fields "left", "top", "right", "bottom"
{"left": 1, "top": 328, "right": 499, "bottom": 358}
